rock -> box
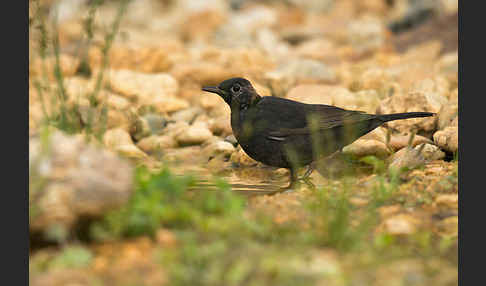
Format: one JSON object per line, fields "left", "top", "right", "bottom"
{"left": 285, "top": 84, "right": 334, "bottom": 105}
{"left": 435, "top": 194, "right": 458, "bottom": 209}
{"left": 175, "top": 122, "right": 213, "bottom": 146}
{"left": 179, "top": 9, "right": 227, "bottom": 42}
{"left": 339, "top": 89, "right": 381, "bottom": 114}
{"left": 29, "top": 131, "right": 133, "bottom": 233}
{"left": 265, "top": 59, "right": 337, "bottom": 97}
{"left": 106, "top": 109, "right": 131, "bottom": 131}
{"left": 387, "top": 134, "right": 433, "bottom": 152}
{"left": 136, "top": 135, "right": 177, "bottom": 155}
{"left": 294, "top": 38, "right": 339, "bottom": 62}
{"left": 342, "top": 139, "right": 391, "bottom": 159}
{"left": 288, "top": 0, "right": 333, "bottom": 12}
{"left": 145, "top": 114, "right": 169, "bottom": 134}
{"left": 107, "top": 69, "right": 179, "bottom": 102}
{"left": 355, "top": 68, "right": 394, "bottom": 92}
{"left": 433, "top": 118, "right": 458, "bottom": 153}
{"left": 150, "top": 96, "right": 190, "bottom": 114}
{"left": 199, "top": 92, "right": 227, "bottom": 111}
{"left": 437, "top": 90, "right": 458, "bottom": 130}
{"left": 207, "top": 154, "right": 232, "bottom": 173}
{"left": 103, "top": 128, "right": 148, "bottom": 159}
{"left": 400, "top": 41, "right": 443, "bottom": 65}
{"left": 106, "top": 94, "right": 131, "bottom": 110}
{"left": 256, "top": 28, "right": 290, "bottom": 59}
{"left": 387, "top": 145, "right": 426, "bottom": 172}
{"left": 170, "top": 107, "right": 203, "bottom": 124}
{"left": 89, "top": 44, "right": 173, "bottom": 73}
{"left": 286, "top": 84, "right": 380, "bottom": 112}
{"left": 381, "top": 214, "right": 419, "bottom": 235}
{"left": 253, "top": 82, "right": 273, "bottom": 98}
{"left": 103, "top": 128, "right": 134, "bottom": 147}
{"left": 436, "top": 51, "right": 458, "bottom": 75}
{"left": 163, "top": 146, "right": 204, "bottom": 164}
{"left": 360, "top": 127, "right": 388, "bottom": 143}
{"left": 202, "top": 140, "right": 235, "bottom": 159}
{"left": 128, "top": 113, "right": 170, "bottom": 142}
{"left": 224, "top": 134, "right": 238, "bottom": 146}
{"left": 208, "top": 116, "right": 233, "bottom": 136}
{"left": 212, "top": 6, "right": 277, "bottom": 48}
{"left": 130, "top": 115, "right": 152, "bottom": 142}
{"left": 347, "top": 17, "right": 385, "bottom": 54}
{"left": 174, "top": 0, "right": 228, "bottom": 14}
{"left": 376, "top": 89, "right": 447, "bottom": 134}
{"left": 419, "top": 143, "right": 445, "bottom": 161}
{"left": 170, "top": 62, "right": 238, "bottom": 87}
{"left": 230, "top": 147, "right": 258, "bottom": 167}
{"left": 412, "top": 77, "right": 451, "bottom": 100}
{"left": 160, "top": 121, "right": 190, "bottom": 138}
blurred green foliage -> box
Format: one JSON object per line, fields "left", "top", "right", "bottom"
{"left": 85, "top": 164, "right": 456, "bottom": 285}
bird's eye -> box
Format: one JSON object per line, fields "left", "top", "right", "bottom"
{"left": 231, "top": 84, "right": 241, "bottom": 93}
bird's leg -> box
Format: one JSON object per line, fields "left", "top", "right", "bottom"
{"left": 301, "top": 162, "right": 315, "bottom": 180}
{"left": 267, "top": 168, "right": 298, "bottom": 195}
{"left": 287, "top": 168, "right": 299, "bottom": 189}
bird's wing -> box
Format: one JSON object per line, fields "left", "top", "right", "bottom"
{"left": 254, "top": 97, "right": 375, "bottom": 141}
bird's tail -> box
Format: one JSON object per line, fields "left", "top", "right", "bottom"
{"left": 378, "top": 112, "right": 435, "bottom": 122}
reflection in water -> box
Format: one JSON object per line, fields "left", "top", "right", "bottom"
{"left": 170, "top": 164, "right": 291, "bottom": 196}
{"left": 169, "top": 153, "right": 364, "bottom": 197}
{"left": 191, "top": 180, "right": 286, "bottom": 196}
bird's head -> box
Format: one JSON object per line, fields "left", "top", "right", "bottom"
{"left": 202, "top": 78, "right": 261, "bottom": 110}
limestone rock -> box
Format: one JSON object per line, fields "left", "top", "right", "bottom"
{"left": 437, "top": 90, "right": 458, "bottom": 130}
{"left": 160, "top": 121, "right": 190, "bottom": 138}
{"left": 30, "top": 131, "right": 133, "bottom": 232}
{"left": 387, "top": 134, "right": 433, "bottom": 152}
{"left": 103, "top": 128, "right": 148, "bottom": 159}
{"left": 170, "top": 107, "right": 203, "bottom": 124}
{"left": 107, "top": 69, "right": 179, "bottom": 102}
{"left": 202, "top": 140, "right": 235, "bottom": 159}
{"left": 136, "top": 135, "right": 177, "bottom": 155}
{"left": 387, "top": 146, "right": 426, "bottom": 172}
{"left": 208, "top": 116, "right": 233, "bottom": 136}
{"left": 342, "top": 139, "right": 391, "bottom": 159}
{"left": 131, "top": 114, "right": 169, "bottom": 141}
{"left": 433, "top": 119, "right": 458, "bottom": 153}
{"left": 265, "top": 59, "right": 337, "bottom": 97}
{"left": 419, "top": 143, "right": 446, "bottom": 161}
{"left": 377, "top": 89, "right": 446, "bottom": 134}
{"left": 170, "top": 62, "right": 238, "bottom": 87}
{"left": 89, "top": 44, "right": 173, "bottom": 73}
{"left": 347, "top": 17, "right": 385, "bottom": 54}
{"left": 230, "top": 147, "right": 258, "bottom": 167}
{"left": 175, "top": 122, "right": 213, "bottom": 146}
{"left": 286, "top": 84, "right": 380, "bottom": 112}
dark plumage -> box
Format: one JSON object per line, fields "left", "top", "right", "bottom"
{"left": 202, "top": 78, "right": 434, "bottom": 188}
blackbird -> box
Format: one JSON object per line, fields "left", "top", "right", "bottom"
{"left": 202, "top": 78, "right": 434, "bottom": 188}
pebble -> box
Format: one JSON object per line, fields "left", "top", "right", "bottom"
{"left": 342, "top": 139, "right": 391, "bottom": 159}
{"left": 175, "top": 123, "right": 213, "bottom": 146}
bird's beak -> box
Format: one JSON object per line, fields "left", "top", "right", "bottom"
{"left": 202, "top": 86, "right": 225, "bottom": 97}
